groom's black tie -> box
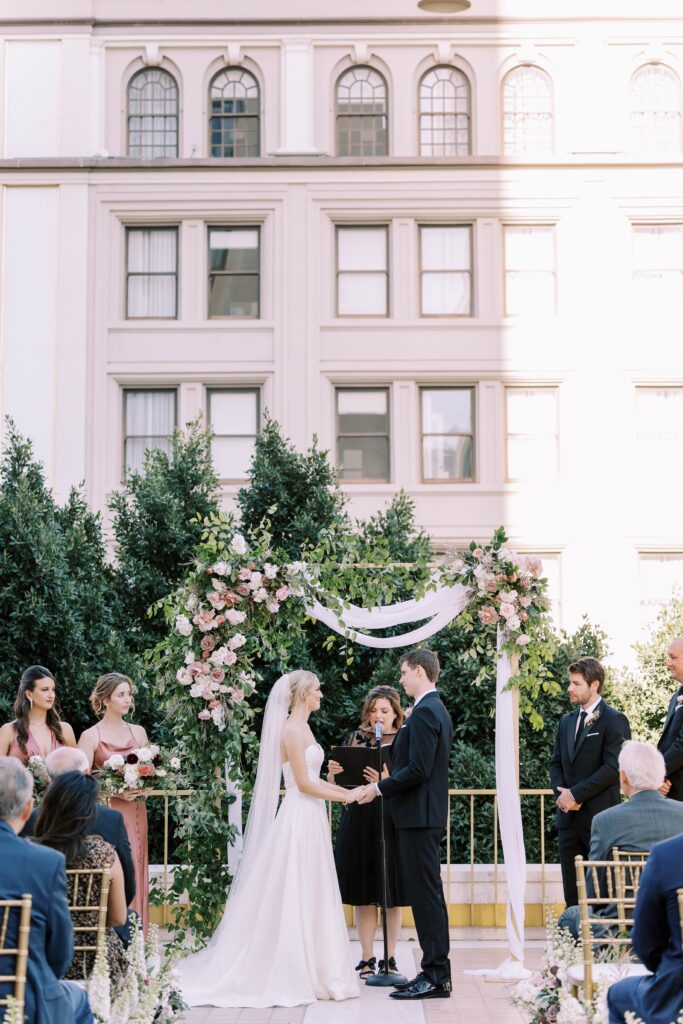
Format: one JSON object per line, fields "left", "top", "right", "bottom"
{"left": 576, "top": 709, "right": 587, "bottom": 738}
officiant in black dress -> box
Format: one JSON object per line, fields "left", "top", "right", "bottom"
{"left": 327, "top": 685, "right": 407, "bottom": 980}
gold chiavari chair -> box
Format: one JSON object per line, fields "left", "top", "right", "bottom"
{"left": 0, "top": 894, "right": 32, "bottom": 1019}
{"left": 567, "top": 856, "right": 651, "bottom": 1003}
{"left": 611, "top": 848, "right": 650, "bottom": 922}
{"left": 65, "top": 868, "right": 111, "bottom": 980}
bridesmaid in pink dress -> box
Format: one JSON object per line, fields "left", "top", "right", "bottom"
{"left": 79, "top": 672, "right": 150, "bottom": 934}
{"left": 0, "top": 665, "right": 77, "bottom": 765}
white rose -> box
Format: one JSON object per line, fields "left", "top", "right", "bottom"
{"left": 169, "top": 757, "right": 181, "bottom": 770}
{"left": 190, "top": 681, "right": 205, "bottom": 698}
{"left": 252, "top": 587, "right": 268, "bottom": 603}
{"left": 123, "top": 765, "right": 140, "bottom": 788}
{"left": 219, "top": 684, "right": 229, "bottom": 693}
{"left": 104, "top": 754, "right": 125, "bottom": 770}
{"left": 288, "top": 560, "right": 306, "bottom": 574}
{"left": 184, "top": 650, "right": 196, "bottom": 665}
{"left": 212, "top": 561, "right": 230, "bottom": 577}
{"left": 266, "top": 599, "right": 280, "bottom": 614}
{"left": 228, "top": 633, "right": 246, "bottom": 651}
{"left": 155, "top": 768, "right": 167, "bottom": 778}
{"left": 211, "top": 706, "right": 226, "bottom": 731}
{"left": 175, "top": 615, "right": 193, "bottom": 637}
{"left": 186, "top": 594, "right": 198, "bottom": 611}
{"left": 507, "top": 614, "right": 521, "bottom": 631}
{"left": 226, "top": 609, "right": 246, "bottom": 625}
{"left": 230, "top": 533, "right": 247, "bottom": 555}
{"left": 249, "top": 571, "right": 263, "bottom": 589}
{"left": 263, "top": 563, "right": 278, "bottom": 579}
{"left": 176, "top": 668, "right": 192, "bottom": 685}
{"left": 210, "top": 647, "right": 228, "bottom": 666}
{"left": 135, "top": 746, "right": 154, "bottom": 763}
{"left": 519, "top": 595, "right": 532, "bottom": 608}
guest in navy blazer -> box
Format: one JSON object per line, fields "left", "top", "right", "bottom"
{"left": 607, "top": 832, "right": 683, "bottom": 1024}
{"left": 0, "top": 757, "right": 92, "bottom": 1024}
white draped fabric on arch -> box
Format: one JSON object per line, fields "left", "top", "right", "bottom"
{"left": 306, "top": 584, "right": 530, "bottom": 976}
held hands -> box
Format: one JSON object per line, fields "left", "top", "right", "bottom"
{"left": 556, "top": 786, "right": 582, "bottom": 813}
{"left": 356, "top": 784, "right": 379, "bottom": 805}
{"left": 344, "top": 786, "right": 366, "bottom": 804}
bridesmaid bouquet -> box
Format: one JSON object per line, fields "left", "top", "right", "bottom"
{"left": 26, "top": 755, "right": 50, "bottom": 802}
{"left": 96, "top": 745, "right": 183, "bottom": 798}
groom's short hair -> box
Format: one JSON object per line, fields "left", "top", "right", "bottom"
{"left": 400, "top": 648, "right": 440, "bottom": 683}
{"left": 568, "top": 657, "right": 604, "bottom": 691}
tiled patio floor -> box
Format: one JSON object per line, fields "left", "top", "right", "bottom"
{"left": 179, "top": 937, "right": 544, "bottom": 1024}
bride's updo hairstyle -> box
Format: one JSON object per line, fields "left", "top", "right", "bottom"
{"left": 288, "top": 670, "right": 318, "bottom": 708}
{"left": 90, "top": 672, "right": 135, "bottom": 717}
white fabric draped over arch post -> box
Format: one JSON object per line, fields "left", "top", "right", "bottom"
{"left": 306, "top": 584, "right": 530, "bottom": 973}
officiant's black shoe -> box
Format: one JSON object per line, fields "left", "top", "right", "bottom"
{"left": 389, "top": 976, "right": 451, "bottom": 1000}
{"left": 392, "top": 971, "right": 423, "bottom": 990}
{"left": 378, "top": 957, "right": 399, "bottom": 974}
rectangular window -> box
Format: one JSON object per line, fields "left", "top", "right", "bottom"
{"left": 336, "top": 226, "right": 388, "bottom": 316}
{"left": 123, "top": 389, "right": 176, "bottom": 475}
{"left": 208, "top": 388, "right": 260, "bottom": 480}
{"left": 506, "top": 387, "right": 559, "bottom": 481}
{"left": 633, "top": 225, "right": 683, "bottom": 311}
{"left": 208, "top": 227, "right": 260, "bottom": 318}
{"left": 639, "top": 553, "right": 683, "bottom": 625}
{"left": 336, "top": 388, "right": 390, "bottom": 481}
{"left": 420, "top": 387, "right": 474, "bottom": 481}
{"left": 636, "top": 387, "right": 683, "bottom": 475}
{"left": 126, "top": 227, "right": 178, "bottom": 318}
{"left": 420, "top": 226, "right": 472, "bottom": 315}
{"left": 504, "top": 225, "right": 556, "bottom": 316}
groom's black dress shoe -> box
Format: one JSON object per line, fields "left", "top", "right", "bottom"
{"left": 389, "top": 976, "right": 451, "bottom": 1000}
{"left": 392, "top": 972, "right": 423, "bottom": 991}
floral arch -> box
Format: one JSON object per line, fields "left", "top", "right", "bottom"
{"left": 150, "top": 517, "right": 551, "bottom": 969}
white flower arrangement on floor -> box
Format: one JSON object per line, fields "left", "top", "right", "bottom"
{"left": 88, "top": 920, "right": 185, "bottom": 1024}
{"left": 625, "top": 1013, "right": 683, "bottom": 1024}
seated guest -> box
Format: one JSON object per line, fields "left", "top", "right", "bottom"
{"left": 0, "top": 757, "right": 92, "bottom": 1024}
{"left": 607, "top": 832, "right": 683, "bottom": 1024}
{"left": 34, "top": 771, "right": 129, "bottom": 985}
{"left": 0, "top": 666, "right": 77, "bottom": 764}
{"left": 559, "top": 740, "right": 683, "bottom": 938}
{"left": 22, "top": 747, "right": 136, "bottom": 945}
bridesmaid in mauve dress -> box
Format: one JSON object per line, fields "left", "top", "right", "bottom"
{"left": 0, "top": 665, "right": 77, "bottom": 765}
{"left": 79, "top": 672, "right": 150, "bottom": 934}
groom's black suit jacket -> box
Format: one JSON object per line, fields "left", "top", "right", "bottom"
{"left": 378, "top": 690, "right": 453, "bottom": 829}
{"left": 657, "top": 687, "right": 683, "bottom": 801}
{"left": 549, "top": 699, "right": 630, "bottom": 832}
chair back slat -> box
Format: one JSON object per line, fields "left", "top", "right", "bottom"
{"left": 0, "top": 895, "right": 32, "bottom": 1016}
{"left": 575, "top": 855, "right": 648, "bottom": 1003}
{"left": 65, "top": 867, "right": 111, "bottom": 973}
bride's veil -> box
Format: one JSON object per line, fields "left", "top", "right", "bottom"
{"left": 225, "top": 672, "right": 291, "bottom": 901}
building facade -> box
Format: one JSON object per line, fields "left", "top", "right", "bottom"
{"left": 1, "top": 0, "right": 682, "bottom": 661}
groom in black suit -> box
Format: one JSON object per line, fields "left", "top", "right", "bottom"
{"left": 550, "top": 657, "right": 631, "bottom": 908}
{"left": 356, "top": 648, "right": 452, "bottom": 1000}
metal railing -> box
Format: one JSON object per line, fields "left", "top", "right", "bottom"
{"left": 143, "top": 786, "right": 557, "bottom": 923}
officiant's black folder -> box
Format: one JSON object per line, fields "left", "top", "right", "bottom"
{"left": 330, "top": 745, "right": 392, "bottom": 788}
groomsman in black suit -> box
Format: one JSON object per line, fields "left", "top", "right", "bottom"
{"left": 356, "top": 648, "right": 453, "bottom": 1001}
{"left": 550, "top": 657, "right": 631, "bottom": 908}
{"left": 656, "top": 637, "right": 683, "bottom": 801}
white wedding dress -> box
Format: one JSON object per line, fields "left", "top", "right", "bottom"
{"left": 179, "top": 742, "right": 358, "bottom": 1007}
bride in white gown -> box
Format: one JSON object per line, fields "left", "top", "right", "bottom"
{"left": 178, "top": 670, "right": 359, "bottom": 1008}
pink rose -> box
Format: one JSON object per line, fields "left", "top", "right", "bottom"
{"left": 200, "top": 636, "right": 216, "bottom": 652}
{"left": 138, "top": 764, "right": 155, "bottom": 778}
{"left": 484, "top": 578, "right": 498, "bottom": 594}
{"left": 207, "top": 591, "right": 225, "bottom": 610}
{"left": 519, "top": 611, "right": 528, "bottom": 621}
{"left": 499, "top": 602, "right": 516, "bottom": 620}
{"left": 519, "top": 595, "right": 532, "bottom": 608}
{"left": 275, "top": 586, "right": 289, "bottom": 601}
{"left": 239, "top": 567, "right": 252, "bottom": 581}
{"left": 517, "top": 634, "right": 531, "bottom": 645}
{"left": 198, "top": 710, "right": 211, "bottom": 720}
{"left": 237, "top": 584, "right": 250, "bottom": 596}
{"left": 208, "top": 700, "right": 220, "bottom": 709}
{"left": 226, "top": 609, "right": 246, "bottom": 625}
{"left": 211, "top": 667, "right": 225, "bottom": 683}
{"left": 452, "top": 558, "right": 464, "bottom": 572}
{"left": 216, "top": 614, "right": 225, "bottom": 625}
{"left": 472, "top": 547, "right": 484, "bottom": 558}
{"left": 230, "top": 688, "right": 245, "bottom": 704}
{"left": 479, "top": 606, "right": 499, "bottom": 625}
{"left": 202, "top": 687, "right": 214, "bottom": 700}
{"left": 223, "top": 649, "right": 237, "bottom": 666}
{"left": 527, "top": 558, "right": 543, "bottom": 578}
{"left": 193, "top": 608, "right": 217, "bottom": 632}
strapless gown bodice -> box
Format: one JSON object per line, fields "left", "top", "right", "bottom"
{"left": 282, "top": 742, "right": 324, "bottom": 790}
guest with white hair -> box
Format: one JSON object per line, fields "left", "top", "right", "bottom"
{"left": 0, "top": 757, "right": 93, "bottom": 1024}
{"left": 558, "top": 740, "right": 683, "bottom": 938}
{"left": 21, "top": 745, "right": 137, "bottom": 944}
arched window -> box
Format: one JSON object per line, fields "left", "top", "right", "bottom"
{"left": 128, "top": 69, "right": 179, "bottom": 158}
{"left": 209, "top": 68, "right": 260, "bottom": 157}
{"left": 502, "top": 66, "right": 553, "bottom": 155}
{"left": 336, "top": 66, "right": 388, "bottom": 156}
{"left": 419, "top": 66, "right": 471, "bottom": 156}
{"left": 630, "top": 64, "right": 681, "bottom": 153}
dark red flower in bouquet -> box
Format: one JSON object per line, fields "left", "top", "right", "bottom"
{"left": 126, "top": 753, "right": 139, "bottom": 764}
{"left": 152, "top": 754, "right": 163, "bottom": 767}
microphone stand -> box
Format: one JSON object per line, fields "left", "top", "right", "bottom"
{"left": 365, "top": 725, "right": 407, "bottom": 988}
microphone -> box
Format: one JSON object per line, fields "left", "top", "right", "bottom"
{"left": 375, "top": 721, "right": 384, "bottom": 743}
